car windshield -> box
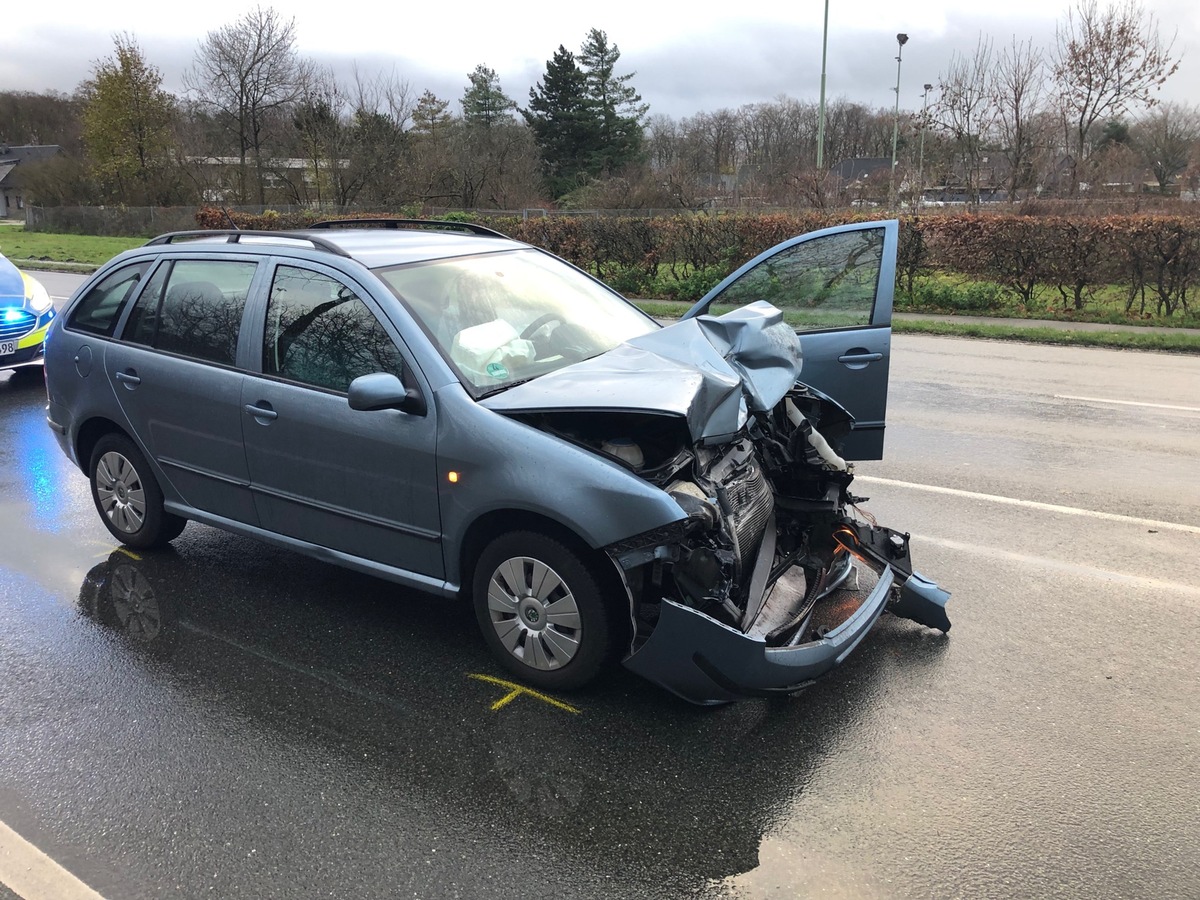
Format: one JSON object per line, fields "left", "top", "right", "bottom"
{"left": 375, "top": 249, "right": 658, "bottom": 396}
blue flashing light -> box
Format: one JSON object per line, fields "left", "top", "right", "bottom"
{"left": 3, "top": 309, "right": 26, "bottom": 322}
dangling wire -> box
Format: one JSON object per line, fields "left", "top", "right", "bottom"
{"left": 850, "top": 502, "right": 878, "bottom": 527}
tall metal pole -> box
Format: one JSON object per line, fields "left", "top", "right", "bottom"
{"left": 816, "top": 0, "right": 830, "bottom": 169}
{"left": 889, "top": 33, "right": 908, "bottom": 208}
{"left": 917, "top": 83, "right": 932, "bottom": 209}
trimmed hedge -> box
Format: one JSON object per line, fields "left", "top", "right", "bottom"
{"left": 194, "top": 207, "right": 1200, "bottom": 316}
{"left": 911, "top": 214, "right": 1199, "bottom": 316}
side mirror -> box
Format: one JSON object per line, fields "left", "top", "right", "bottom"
{"left": 347, "top": 372, "right": 427, "bottom": 416}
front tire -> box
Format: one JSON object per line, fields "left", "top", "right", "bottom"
{"left": 472, "top": 531, "right": 614, "bottom": 691}
{"left": 89, "top": 434, "right": 186, "bottom": 549}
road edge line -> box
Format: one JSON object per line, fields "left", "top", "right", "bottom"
{"left": 855, "top": 475, "right": 1200, "bottom": 536}
{"left": 0, "top": 819, "right": 107, "bottom": 900}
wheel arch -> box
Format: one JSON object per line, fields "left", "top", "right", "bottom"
{"left": 75, "top": 416, "right": 132, "bottom": 473}
{"left": 458, "top": 509, "right": 632, "bottom": 638}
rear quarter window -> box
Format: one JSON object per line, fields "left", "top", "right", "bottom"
{"left": 66, "top": 263, "right": 152, "bottom": 337}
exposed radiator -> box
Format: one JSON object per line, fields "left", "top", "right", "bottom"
{"left": 724, "top": 454, "right": 774, "bottom": 571}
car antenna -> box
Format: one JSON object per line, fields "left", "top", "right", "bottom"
{"left": 221, "top": 208, "right": 241, "bottom": 231}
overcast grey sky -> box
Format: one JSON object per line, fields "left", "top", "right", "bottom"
{"left": 3, "top": 0, "right": 1197, "bottom": 119}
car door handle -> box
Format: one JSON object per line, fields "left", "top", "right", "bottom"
{"left": 245, "top": 403, "right": 278, "bottom": 422}
{"left": 837, "top": 350, "right": 883, "bottom": 369}
{"left": 113, "top": 369, "right": 141, "bottom": 387}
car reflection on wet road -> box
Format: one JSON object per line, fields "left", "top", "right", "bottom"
{"left": 2, "top": 338, "right": 1199, "bottom": 899}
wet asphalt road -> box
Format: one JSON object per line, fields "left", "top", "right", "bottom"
{"left": 2, "top": 323, "right": 1199, "bottom": 898}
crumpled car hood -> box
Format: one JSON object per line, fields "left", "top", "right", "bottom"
{"left": 482, "top": 301, "right": 803, "bottom": 442}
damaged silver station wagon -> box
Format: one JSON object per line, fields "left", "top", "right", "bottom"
{"left": 45, "top": 218, "right": 949, "bottom": 704}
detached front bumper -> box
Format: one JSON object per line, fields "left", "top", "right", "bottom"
{"left": 623, "top": 566, "right": 895, "bottom": 705}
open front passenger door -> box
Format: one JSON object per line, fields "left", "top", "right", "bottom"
{"left": 682, "top": 219, "right": 898, "bottom": 460}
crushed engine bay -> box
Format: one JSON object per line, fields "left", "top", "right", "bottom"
{"left": 497, "top": 302, "right": 951, "bottom": 703}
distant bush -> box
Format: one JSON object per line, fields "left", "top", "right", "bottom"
{"left": 901, "top": 278, "right": 1007, "bottom": 313}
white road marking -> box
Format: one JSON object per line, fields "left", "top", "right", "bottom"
{"left": 1054, "top": 394, "right": 1200, "bottom": 413}
{"left": 0, "top": 820, "right": 107, "bottom": 900}
{"left": 855, "top": 475, "right": 1200, "bottom": 536}
{"left": 918, "top": 535, "right": 1200, "bottom": 598}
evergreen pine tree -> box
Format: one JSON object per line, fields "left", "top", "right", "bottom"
{"left": 461, "top": 65, "right": 516, "bottom": 128}
{"left": 578, "top": 28, "right": 648, "bottom": 174}
{"left": 522, "top": 46, "right": 597, "bottom": 196}
{"left": 412, "top": 90, "right": 452, "bottom": 136}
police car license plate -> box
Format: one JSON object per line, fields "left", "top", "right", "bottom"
{"left": 0, "top": 340, "right": 15, "bottom": 356}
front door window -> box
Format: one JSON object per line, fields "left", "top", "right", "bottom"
{"left": 263, "top": 266, "right": 406, "bottom": 392}
{"left": 705, "top": 227, "right": 886, "bottom": 331}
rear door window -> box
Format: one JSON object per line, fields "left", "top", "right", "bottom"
{"left": 124, "top": 259, "right": 257, "bottom": 366}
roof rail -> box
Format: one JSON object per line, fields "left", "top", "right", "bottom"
{"left": 308, "top": 218, "right": 509, "bottom": 238}
{"left": 144, "top": 230, "right": 352, "bottom": 257}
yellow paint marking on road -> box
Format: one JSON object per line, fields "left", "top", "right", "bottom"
{"left": 0, "top": 819, "right": 107, "bottom": 900}
{"left": 92, "top": 546, "right": 140, "bottom": 560}
{"left": 490, "top": 689, "right": 523, "bottom": 711}
{"left": 468, "top": 674, "right": 581, "bottom": 714}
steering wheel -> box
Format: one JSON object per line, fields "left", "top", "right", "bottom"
{"left": 520, "top": 313, "right": 562, "bottom": 341}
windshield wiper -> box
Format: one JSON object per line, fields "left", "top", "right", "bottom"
{"left": 478, "top": 377, "right": 537, "bottom": 399}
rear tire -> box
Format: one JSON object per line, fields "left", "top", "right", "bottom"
{"left": 89, "top": 434, "right": 186, "bottom": 549}
{"left": 472, "top": 531, "right": 614, "bottom": 691}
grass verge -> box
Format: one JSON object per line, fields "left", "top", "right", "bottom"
{"left": 897, "top": 272, "right": 1200, "bottom": 329}
{"left": 893, "top": 318, "right": 1200, "bottom": 354}
{"left": 0, "top": 225, "right": 143, "bottom": 268}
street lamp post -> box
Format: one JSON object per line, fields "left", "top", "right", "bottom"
{"left": 917, "top": 83, "right": 933, "bottom": 209}
{"left": 816, "top": 0, "right": 830, "bottom": 169}
{"left": 889, "top": 33, "right": 908, "bottom": 208}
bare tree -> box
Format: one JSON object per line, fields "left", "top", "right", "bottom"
{"left": 934, "top": 35, "right": 996, "bottom": 205}
{"left": 340, "top": 67, "right": 414, "bottom": 207}
{"left": 824, "top": 100, "right": 895, "bottom": 163}
{"left": 679, "top": 109, "right": 740, "bottom": 195}
{"left": 185, "top": 5, "right": 307, "bottom": 204}
{"left": 992, "top": 37, "right": 1047, "bottom": 199}
{"left": 737, "top": 97, "right": 815, "bottom": 197}
{"left": 644, "top": 114, "right": 679, "bottom": 171}
{"left": 0, "top": 90, "right": 85, "bottom": 150}
{"left": 289, "top": 65, "right": 348, "bottom": 207}
{"left": 1133, "top": 102, "right": 1200, "bottom": 193}
{"left": 351, "top": 67, "right": 414, "bottom": 134}
{"left": 448, "top": 120, "right": 549, "bottom": 209}
{"left": 1051, "top": 0, "right": 1178, "bottom": 194}
{"left": 640, "top": 115, "right": 712, "bottom": 208}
